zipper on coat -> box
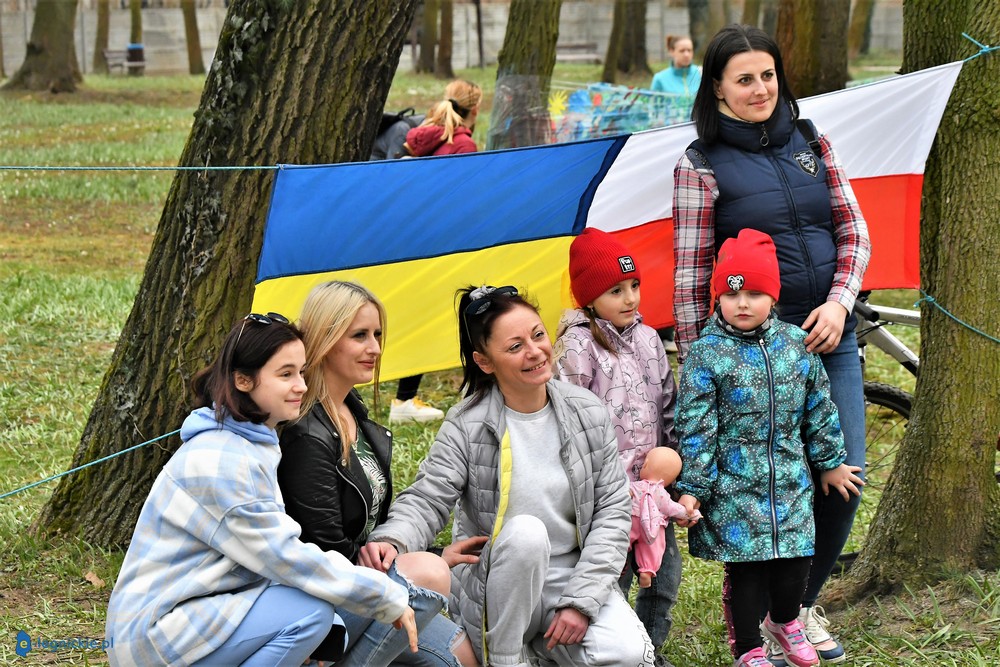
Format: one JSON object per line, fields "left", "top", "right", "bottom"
{"left": 767, "top": 148, "right": 820, "bottom": 304}
{"left": 760, "top": 337, "right": 780, "bottom": 559}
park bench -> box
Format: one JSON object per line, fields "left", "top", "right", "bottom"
{"left": 556, "top": 42, "right": 602, "bottom": 64}
{"left": 103, "top": 48, "right": 146, "bottom": 74}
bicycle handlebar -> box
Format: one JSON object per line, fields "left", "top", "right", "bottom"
{"left": 853, "top": 299, "right": 879, "bottom": 322}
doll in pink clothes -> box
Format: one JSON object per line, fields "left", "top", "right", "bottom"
{"left": 630, "top": 448, "right": 701, "bottom": 587}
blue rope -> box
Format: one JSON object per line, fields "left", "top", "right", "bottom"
{"left": 914, "top": 289, "right": 1000, "bottom": 344}
{"left": 0, "top": 429, "right": 180, "bottom": 501}
{"left": 962, "top": 33, "right": 1000, "bottom": 62}
{"left": 0, "top": 165, "right": 279, "bottom": 171}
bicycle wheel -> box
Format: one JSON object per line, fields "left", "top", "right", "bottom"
{"left": 836, "top": 381, "right": 912, "bottom": 570}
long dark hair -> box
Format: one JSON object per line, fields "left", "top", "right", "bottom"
{"left": 692, "top": 23, "right": 798, "bottom": 144}
{"left": 457, "top": 285, "right": 540, "bottom": 404}
{"left": 192, "top": 316, "right": 304, "bottom": 424}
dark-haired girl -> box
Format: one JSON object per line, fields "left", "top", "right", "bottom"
{"left": 106, "top": 314, "right": 417, "bottom": 666}
{"left": 672, "top": 23, "right": 870, "bottom": 666}
{"left": 360, "top": 286, "right": 653, "bottom": 667}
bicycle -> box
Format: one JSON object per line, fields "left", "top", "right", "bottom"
{"left": 838, "top": 291, "right": 919, "bottom": 569}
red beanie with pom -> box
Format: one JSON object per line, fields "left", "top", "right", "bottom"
{"left": 712, "top": 229, "right": 781, "bottom": 301}
{"left": 569, "top": 228, "right": 641, "bottom": 308}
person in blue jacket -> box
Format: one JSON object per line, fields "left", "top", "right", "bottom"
{"left": 651, "top": 35, "right": 702, "bottom": 97}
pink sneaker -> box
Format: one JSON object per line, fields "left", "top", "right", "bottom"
{"left": 732, "top": 646, "right": 775, "bottom": 667}
{"left": 761, "top": 614, "right": 819, "bottom": 667}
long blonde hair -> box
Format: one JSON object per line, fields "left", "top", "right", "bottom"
{"left": 421, "top": 79, "right": 483, "bottom": 145}
{"left": 298, "top": 280, "right": 387, "bottom": 465}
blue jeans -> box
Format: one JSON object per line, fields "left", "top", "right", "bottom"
{"left": 803, "top": 330, "right": 866, "bottom": 606}
{"left": 618, "top": 522, "right": 682, "bottom": 647}
{"left": 191, "top": 584, "right": 342, "bottom": 667}
{"left": 337, "top": 563, "right": 463, "bottom": 667}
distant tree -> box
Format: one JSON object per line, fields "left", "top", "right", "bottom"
{"left": 181, "top": 0, "right": 206, "bottom": 75}
{"left": 761, "top": 0, "right": 780, "bottom": 35}
{"left": 742, "top": 0, "right": 762, "bottom": 26}
{"left": 689, "top": 0, "right": 710, "bottom": 58}
{"left": 617, "top": 0, "right": 651, "bottom": 76}
{"left": 32, "top": 0, "right": 420, "bottom": 548}
{"left": 848, "top": 0, "right": 876, "bottom": 60}
{"left": 2, "top": 0, "right": 81, "bottom": 93}
{"left": 129, "top": 0, "right": 142, "bottom": 44}
{"left": 602, "top": 0, "right": 626, "bottom": 83}
{"left": 418, "top": 0, "right": 438, "bottom": 73}
{"left": 0, "top": 8, "right": 6, "bottom": 79}
{"left": 835, "top": 0, "right": 1000, "bottom": 599}
{"left": 436, "top": 0, "right": 454, "bottom": 79}
{"left": 93, "top": 0, "right": 110, "bottom": 74}
{"left": 485, "top": 0, "right": 561, "bottom": 150}
{"left": 777, "top": 0, "right": 850, "bottom": 96}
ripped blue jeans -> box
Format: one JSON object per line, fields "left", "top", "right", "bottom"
{"left": 337, "top": 562, "right": 465, "bottom": 667}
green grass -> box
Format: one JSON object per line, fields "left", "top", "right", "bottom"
{"left": 3, "top": 66, "right": 998, "bottom": 666}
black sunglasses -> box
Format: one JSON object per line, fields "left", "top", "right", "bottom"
{"left": 235, "top": 311, "right": 290, "bottom": 347}
{"left": 464, "top": 286, "right": 518, "bottom": 317}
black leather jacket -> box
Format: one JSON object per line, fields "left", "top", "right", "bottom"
{"left": 277, "top": 391, "right": 393, "bottom": 563}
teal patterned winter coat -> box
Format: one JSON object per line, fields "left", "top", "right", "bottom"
{"left": 675, "top": 313, "right": 846, "bottom": 563}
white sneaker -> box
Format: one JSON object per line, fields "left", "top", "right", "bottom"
{"left": 798, "top": 605, "right": 845, "bottom": 663}
{"left": 389, "top": 397, "right": 444, "bottom": 423}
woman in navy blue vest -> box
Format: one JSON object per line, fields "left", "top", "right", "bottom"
{"left": 672, "top": 24, "right": 871, "bottom": 666}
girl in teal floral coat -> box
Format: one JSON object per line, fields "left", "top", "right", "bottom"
{"left": 675, "top": 230, "right": 863, "bottom": 667}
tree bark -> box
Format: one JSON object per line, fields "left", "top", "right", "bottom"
{"left": 0, "top": 7, "right": 5, "bottom": 79}
{"left": 32, "top": 0, "right": 419, "bottom": 548}
{"left": 93, "top": 0, "right": 110, "bottom": 74}
{"left": 436, "top": 0, "right": 454, "bottom": 79}
{"left": 485, "top": 0, "right": 561, "bottom": 150}
{"left": 742, "top": 0, "right": 762, "bottom": 27}
{"left": 129, "top": 0, "right": 142, "bottom": 45}
{"left": 617, "top": 0, "right": 650, "bottom": 76}
{"left": 832, "top": 0, "right": 1000, "bottom": 600}
{"left": 1, "top": 0, "right": 80, "bottom": 92}
{"left": 418, "top": 0, "right": 438, "bottom": 73}
{"left": 847, "top": 0, "right": 876, "bottom": 60}
{"left": 777, "top": 0, "right": 850, "bottom": 96}
{"left": 761, "top": 0, "right": 780, "bottom": 36}
{"left": 689, "top": 0, "right": 710, "bottom": 59}
{"left": 181, "top": 0, "right": 206, "bottom": 75}
{"left": 602, "top": 0, "right": 626, "bottom": 83}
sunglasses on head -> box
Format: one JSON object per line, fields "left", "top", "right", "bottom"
{"left": 235, "top": 311, "right": 290, "bottom": 347}
{"left": 464, "top": 285, "right": 518, "bottom": 317}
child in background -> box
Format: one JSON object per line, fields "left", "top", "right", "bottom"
{"left": 675, "top": 229, "right": 863, "bottom": 667}
{"left": 555, "top": 228, "right": 683, "bottom": 667}
{"left": 629, "top": 448, "right": 700, "bottom": 589}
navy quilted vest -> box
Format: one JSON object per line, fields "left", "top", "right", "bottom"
{"left": 692, "top": 103, "right": 843, "bottom": 328}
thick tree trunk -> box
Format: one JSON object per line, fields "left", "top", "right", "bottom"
{"left": 1, "top": 0, "right": 80, "bottom": 92}
{"left": 129, "top": 0, "right": 142, "bottom": 45}
{"left": 777, "top": 0, "right": 850, "bottom": 96}
{"left": 742, "top": 0, "right": 762, "bottom": 26}
{"left": 689, "top": 0, "right": 709, "bottom": 59}
{"left": 761, "top": 0, "right": 779, "bottom": 36}
{"left": 33, "top": 0, "right": 419, "bottom": 548}
{"left": 847, "top": 0, "right": 876, "bottom": 60}
{"left": 93, "top": 0, "right": 110, "bottom": 74}
{"left": 602, "top": 0, "right": 626, "bottom": 83}
{"left": 436, "top": 0, "right": 454, "bottom": 79}
{"left": 486, "top": 0, "right": 561, "bottom": 150}
{"left": 181, "top": 0, "right": 206, "bottom": 75}
{"left": 418, "top": 0, "right": 438, "bottom": 73}
{"left": 0, "top": 9, "right": 5, "bottom": 79}
{"left": 833, "top": 0, "right": 1000, "bottom": 600}
{"left": 617, "top": 0, "right": 650, "bottom": 76}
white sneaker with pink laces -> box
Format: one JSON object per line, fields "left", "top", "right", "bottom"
{"left": 733, "top": 646, "right": 775, "bottom": 667}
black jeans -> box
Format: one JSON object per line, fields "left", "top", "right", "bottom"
{"left": 724, "top": 557, "right": 811, "bottom": 657}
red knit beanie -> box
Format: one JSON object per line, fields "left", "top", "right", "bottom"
{"left": 712, "top": 229, "right": 781, "bottom": 301}
{"left": 569, "top": 228, "right": 641, "bottom": 308}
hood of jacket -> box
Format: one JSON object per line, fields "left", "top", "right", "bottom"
{"left": 405, "top": 124, "right": 472, "bottom": 157}
{"left": 180, "top": 406, "right": 278, "bottom": 447}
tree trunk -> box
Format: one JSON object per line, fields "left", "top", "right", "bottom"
{"left": 689, "top": 0, "right": 710, "bottom": 60}
{"left": 617, "top": 0, "right": 650, "bottom": 76}
{"left": 436, "top": 0, "right": 454, "bottom": 79}
{"left": 833, "top": 0, "right": 1000, "bottom": 600}
{"left": 761, "top": 0, "right": 780, "bottom": 36}
{"left": 129, "top": 0, "right": 142, "bottom": 45}
{"left": 847, "top": 0, "right": 876, "bottom": 60}
{"left": 602, "top": 0, "right": 626, "bottom": 83}
{"left": 742, "top": 0, "right": 762, "bottom": 26}
{"left": 1, "top": 0, "right": 80, "bottom": 93}
{"left": 32, "top": 0, "right": 419, "bottom": 549}
{"left": 181, "top": 0, "right": 206, "bottom": 75}
{"left": 418, "top": 0, "right": 438, "bottom": 73}
{"left": 777, "top": 0, "right": 850, "bottom": 97}
{"left": 0, "top": 8, "right": 6, "bottom": 79}
{"left": 486, "top": 0, "right": 561, "bottom": 150}
{"left": 93, "top": 0, "right": 110, "bottom": 74}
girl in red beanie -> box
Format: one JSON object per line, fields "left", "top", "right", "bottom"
{"left": 554, "top": 227, "right": 686, "bottom": 667}
{"left": 674, "top": 229, "right": 863, "bottom": 667}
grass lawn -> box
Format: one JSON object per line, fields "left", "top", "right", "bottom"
{"left": 1, "top": 59, "right": 998, "bottom": 666}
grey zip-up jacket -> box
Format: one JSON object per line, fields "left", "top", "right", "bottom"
{"left": 368, "top": 379, "right": 631, "bottom": 662}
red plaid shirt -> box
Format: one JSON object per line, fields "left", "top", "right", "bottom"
{"left": 672, "top": 131, "right": 871, "bottom": 360}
